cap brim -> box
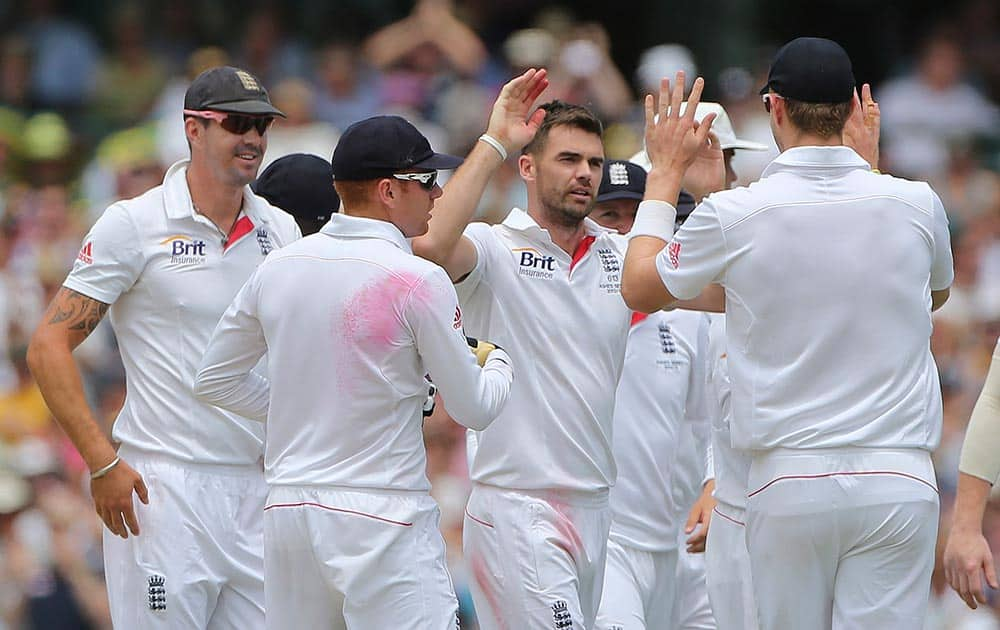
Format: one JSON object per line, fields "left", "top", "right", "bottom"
{"left": 209, "top": 100, "right": 286, "bottom": 117}
{"left": 720, "top": 138, "right": 770, "bottom": 151}
{"left": 412, "top": 152, "right": 464, "bottom": 171}
{"left": 596, "top": 190, "right": 644, "bottom": 203}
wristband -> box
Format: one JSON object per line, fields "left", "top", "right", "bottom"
{"left": 478, "top": 134, "right": 508, "bottom": 161}
{"left": 90, "top": 456, "right": 120, "bottom": 480}
{"left": 628, "top": 200, "right": 677, "bottom": 241}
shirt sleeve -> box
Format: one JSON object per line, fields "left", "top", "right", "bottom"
{"left": 406, "top": 266, "right": 512, "bottom": 430}
{"left": 929, "top": 191, "right": 954, "bottom": 291}
{"left": 62, "top": 203, "right": 145, "bottom": 304}
{"left": 656, "top": 201, "right": 728, "bottom": 301}
{"left": 454, "top": 222, "right": 494, "bottom": 301}
{"left": 193, "top": 267, "right": 271, "bottom": 422}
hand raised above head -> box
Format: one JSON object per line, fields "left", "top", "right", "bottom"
{"left": 644, "top": 71, "right": 717, "bottom": 178}
{"left": 485, "top": 68, "right": 550, "bottom": 156}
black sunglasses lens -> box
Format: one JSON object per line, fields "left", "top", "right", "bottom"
{"left": 421, "top": 173, "right": 437, "bottom": 190}
{"left": 220, "top": 115, "right": 273, "bottom": 135}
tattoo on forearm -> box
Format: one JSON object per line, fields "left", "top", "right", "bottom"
{"left": 47, "top": 288, "right": 110, "bottom": 335}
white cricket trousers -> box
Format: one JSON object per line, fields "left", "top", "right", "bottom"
{"left": 594, "top": 538, "right": 678, "bottom": 630}
{"left": 263, "top": 485, "right": 459, "bottom": 630}
{"left": 745, "top": 448, "right": 939, "bottom": 630}
{"left": 464, "top": 483, "right": 611, "bottom": 630}
{"left": 102, "top": 447, "right": 266, "bottom": 629}
{"left": 705, "top": 503, "right": 757, "bottom": 630}
{"left": 673, "top": 541, "right": 715, "bottom": 630}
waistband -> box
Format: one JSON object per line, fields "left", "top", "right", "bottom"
{"left": 473, "top": 482, "right": 609, "bottom": 508}
{"left": 268, "top": 483, "right": 429, "bottom": 497}
{"left": 118, "top": 445, "right": 264, "bottom": 477}
{"left": 748, "top": 447, "right": 936, "bottom": 498}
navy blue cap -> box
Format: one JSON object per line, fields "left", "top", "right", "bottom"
{"left": 252, "top": 154, "right": 339, "bottom": 228}
{"left": 596, "top": 160, "right": 647, "bottom": 203}
{"left": 331, "top": 116, "right": 463, "bottom": 181}
{"left": 759, "top": 37, "right": 855, "bottom": 103}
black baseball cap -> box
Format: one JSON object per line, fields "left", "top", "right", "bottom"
{"left": 331, "top": 115, "right": 463, "bottom": 181}
{"left": 676, "top": 190, "right": 697, "bottom": 222}
{"left": 596, "top": 160, "right": 647, "bottom": 203}
{"left": 252, "top": 154, "right": 339, "bottom": 225}
{"left": 759, "top": 37, "right": 855, "bottom": 103}
{"left": 184, "top": 66, "right": 285, "bottom": 117}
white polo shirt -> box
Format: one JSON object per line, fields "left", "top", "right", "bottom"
{"left": 457, "top": 208, "right": 631, "bottom": 494}
{"left": 705, "top": 314, "right": 749, "bottom": 511}
{"left": 63, "top": 160, "right": 301, "bottom": 465}
{"left": 608, "top": 309, "right": 710, "bottom": 552}
{"left": 656, "top": 146, "right": 954, "bottom": 452}
{"left": 194, "top": 214, "right": 514, "bottom": 492}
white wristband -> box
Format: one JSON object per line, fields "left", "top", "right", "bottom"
{"left": 628, "top": 200, "right": 677, "bottom": 241}
{"left": 478, "top": 134, "right": 508, "bottom": 161}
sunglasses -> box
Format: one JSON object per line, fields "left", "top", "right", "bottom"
{"left": 392, "top": 171, "right": 438, "bottom": 191}
{"left": 761, "top": 93, "right": 783, "bottom": 114}
{"left": 184, "top": 109, "right": 274, "bottom": 135}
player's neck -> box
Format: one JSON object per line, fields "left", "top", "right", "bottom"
{"left": 527, "top": 206, "right": 589, "bottom": 256}
{"left": 778, "top": 127, "right": 844, "bottom": 151}
{"left": 186, "top": 163, "right": 245, "bottom": 229}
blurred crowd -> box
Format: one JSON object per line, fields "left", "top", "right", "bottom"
{"left": 0, "top": 0, "right": 997, "bottom": 628}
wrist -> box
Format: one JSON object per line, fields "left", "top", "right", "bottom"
{"left": 629, "top": 200, "right": 677, "bottom": 241}
{"left": 645, "top": 168, "right": 684, "bottom": 203}
{"left": 478, "top": 133, "right": 508, "bottom": 161}
{"left": 483, "top": 129, "right": 514, "bottom": 155}
{"left": 90, "top": 455, "right": 120, "bottom": 480}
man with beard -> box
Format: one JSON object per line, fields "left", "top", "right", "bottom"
{"left": 27, "top": 66, "right": 300, "bottom": 628}
{"left": 412, "top": 67, "right": 632, "bottom": 627}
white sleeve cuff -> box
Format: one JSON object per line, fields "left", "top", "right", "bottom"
{"left": 628, "top": 200, "right": 677, "bottom": 242}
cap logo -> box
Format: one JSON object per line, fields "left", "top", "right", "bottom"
{"left": 235, "top": 70, "right": 261, "bottom": 92}
{"left": 608, "top": 163, "right": 629, "bottom": 186}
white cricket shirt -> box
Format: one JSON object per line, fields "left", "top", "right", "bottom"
{"left": 656, "top": 146, "right": 954, "bottom": 451}
{"left": 458, "top": 208, "right": 632, "bottom": 494}
{"left": 194, "top": 214, "right": 514, "bottom": 491}
{"left": 64, "top": 160, "right": 300, "bottom": 465}
{"left": 608, "top": 309, "right": 710, "bottom": 552}
{"left": 705, "top": 314, "right": 750, "bottom": 510}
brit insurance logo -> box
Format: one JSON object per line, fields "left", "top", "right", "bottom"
{"left": 161, "top": 234, "right": 207, "bottom": 265}
{"left": 513, "top": 247, "right": 557, "bottom": 280}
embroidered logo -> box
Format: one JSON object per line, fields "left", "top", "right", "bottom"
{"left": 658, "top": 322, "right": 677, "bottom": 354}
{"left": 147, "top": 574, "right": 166, "bottom": 611}
{"left": 161, "top": 235, "right": 207, "bottom": 265}
{"left": 77, "top": 241, "right": 93, "bottom": 264}
{"left": 596, "top": 248, "right": 620, "bottom": 274}
{"left": 552, "top": 600, "right": 574, "bottom": 628}
{"left": 235, "top": 70, "right": 261, "bottom": 92}
{"left": 608, "top": 162, "right": 629, "bottom": 186}
{"left": 668, "top": 241, "right": 681, "bottom": 269}
{"left": 513, "top": 247, "right": 556, "bottom": 280}
{"left": 453, "top": 306, "right": 463, "bottom": 330}
{"left": 256, "top": 228, "right": 273, "bottom": 256}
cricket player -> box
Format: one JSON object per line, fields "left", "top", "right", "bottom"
{"left": 252, "top": 152, "right": 340, "bottom": 236}
{"left": 411, "top": 68, "right": 636, "bottom": 629}
{"left": 944, "top": 337, "right": 1000, "bottom": 610}
{"left": 194, "top": 115, "right": 515, "bottom": 630}
{"left": 590, "top": 158, "right": 714, "bottom": 630}
{"left": 26, "top": 66, "right": 300, "bottom": 628}
{"left": 621, "top": 37, "right": 953, "bottom": 630}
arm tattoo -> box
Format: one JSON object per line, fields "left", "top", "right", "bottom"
{"left": 46, "top": 288, "right": 110, "bottom": 336}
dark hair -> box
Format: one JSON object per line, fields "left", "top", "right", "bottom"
{"left": 521, "top": 100, "right": 603, "bottom": 156}
{"left": 783, "top": 98, "right": 852, "bottom": 138}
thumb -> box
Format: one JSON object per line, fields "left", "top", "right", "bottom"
{"left": 684, "top": 507, "right": 700, "bottom": 534}
{"left": 135, "top": 474, "right": 149, "bottom": 504}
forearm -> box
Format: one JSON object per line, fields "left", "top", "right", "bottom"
{"left": 428, "top": 16, "right": 487, "bottom": 76}
{"left": 26, "top": 337, "right": 116, "bottom": 470}
{"left": 959, "top": 347, "right": 1000, "bottom": 482}
{"left": 412, "top": 141, "right": 502, "bottom": 264}
{"left": 193, "top": 370, "right": 269, "bottom": 423}
{"left": 363, "top": 18, "right": 426, "bottom": 69}
{"left": 952, "top": 472, "right": 993, "bottom": 532}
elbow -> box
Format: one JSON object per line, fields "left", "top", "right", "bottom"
{"left": 410, "top": 235, "right": 446, "bottom": 266}
{"left": 621, "top": 280, "right": 661, "bottom": 314}
{"left": 192, "top": 370, "right": 222, "bottom": 405}
{"left": 26, "top": 327, "right": 57, "bottom": 380}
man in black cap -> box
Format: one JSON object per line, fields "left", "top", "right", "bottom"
{"left": 621, "top": 40, "right": 953, "bottom": 629}
{"left": 27, "top": 66, "right": 300, "bottom": 628}
{"left": 252, "top": 153, "right": 340, "bottom": 235}
{"left": 194, "top": 114, "right": 514, "bottom": 629}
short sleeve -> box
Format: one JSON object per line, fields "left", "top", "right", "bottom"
{"left": 455, "top": 222, "right": 497, "bottom": 301}
{"left": 655, "top": 202, "right": 728, "bottom": 300}
{"left": 929, "top": 191, "right": 954, "bottom": 291}
{"left": 62, "top": 203, "right": 145, "bottom": 305}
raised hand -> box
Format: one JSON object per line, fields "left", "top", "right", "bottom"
{"left": 644, "top": 71, "right": 717, "bottom": 178}
{"left": 485, "top": 68, "right": 550, "bottom": 155}
{"left": 843, "top": 83, "right": 880, "bottom": 168}
{"left": 682, "top": 130, "right": 725, "bottom": 201}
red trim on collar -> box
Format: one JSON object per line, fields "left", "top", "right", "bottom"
{"left": 569, "top": 235, "right": 597, "bottom": 272}
{"left": 224, "top": 216, "right": 255, "bottom": 251}
{"left": 630, "top": 312, "right": 648, "bottom": 327}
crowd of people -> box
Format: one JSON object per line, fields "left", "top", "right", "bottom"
{"left": 0, "top": 1, "right": 997, "bottom": 629}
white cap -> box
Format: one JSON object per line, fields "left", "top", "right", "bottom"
{"left": 629, "top": 101, "right": 768, "bottom": 171}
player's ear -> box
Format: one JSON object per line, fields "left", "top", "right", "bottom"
{"left": 376, "top": 178, "right": 395, "bottom": 206}
{"left": 518, "top": 154, "right": 535, "bottom": 182}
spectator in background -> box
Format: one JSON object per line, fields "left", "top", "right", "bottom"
{"left": 880, "top": 29, "right": 1000, "bottom": 179}
{"left": 259, "top": 79, "right": 340, "bottom": 170}
{"left": 313, "top": 42, "right": 383, "bottom": 132}
{"left": 234, "top": 6, "right": 311, "bottom": 87}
